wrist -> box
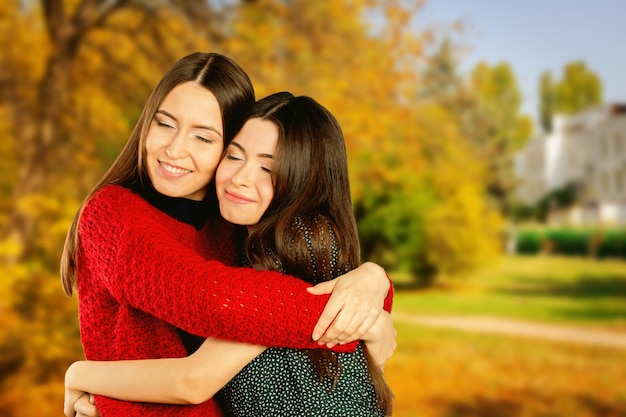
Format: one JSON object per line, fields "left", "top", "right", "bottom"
{"left": 362, "top": 262, "right": 389, "bottom": 296}
{"left": 361, "top": 311, "right": 384, "bottom": 342}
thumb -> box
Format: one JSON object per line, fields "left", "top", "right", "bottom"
{"left": 306, "top": 278, "right": 338, "bottom": 295}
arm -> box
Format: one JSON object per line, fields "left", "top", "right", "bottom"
{"left": 361, "top": 310, "right": 396, "bottom": 369}
{"left": 65, "top": 338, "right": 265, "bottom": 410}
{"left": 64, "top": 316, "right": 396, "bottom": 417}
{"left": 64, "top": 313, "right": 396, "bottom": 416}
{"left": 309, "top": 262, "right": 394, "bottom": 347}
{"left": 80, "top": 186, "right": 356, "bottom": 352}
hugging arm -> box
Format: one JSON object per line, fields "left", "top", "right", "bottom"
{"left": 65, "top": 338, "right": 265, "bottom": 416}
{"left": 65, "top": 313, "right": 395, "bottom": 416}
{"left": 81, "top": 187, "right": 393, "bottom": 351}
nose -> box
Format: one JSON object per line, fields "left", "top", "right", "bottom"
{"left": 231, "top": 162, "right": 254, "bottom": 187}
{"left": 165, "top": 131, "right": 187, "bottom": 159}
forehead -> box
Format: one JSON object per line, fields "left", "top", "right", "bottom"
{"left": 160, "top": 82, "right": 223, "bottom": 130}
{"left": 233, "top": 118, "right": 279, "bottom": 153}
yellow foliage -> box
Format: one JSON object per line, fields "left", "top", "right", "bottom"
{"left": 0, "top": 1, "right": 513, "bottom": 414}
{"left": 426, "top": 186, "right": 503, "bottom": 274}
{"left": 414, "top": 103, "right": 503, "bottom": 274}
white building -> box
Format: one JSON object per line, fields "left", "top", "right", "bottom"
{"left": 515, "top": 104, "right": 626, "bottom": 226}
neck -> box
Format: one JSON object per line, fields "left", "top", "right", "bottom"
{"left": 140, "top": 185, "right": 213, "bottom": 229}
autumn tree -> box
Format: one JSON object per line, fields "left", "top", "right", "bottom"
{"left": 539, "top": 61, "right": 603, "bottom": 132}
{"left": 421, "top": 38, "right": 533, "bottom": 216}
{"left": 466, "top": 62, "right": 533, "bottom": 213}
{"left": 421, "top": 36, "right": 473, "bottom": 112}
{"left": 539, "top": 70, "right": 555, "bottom": 132}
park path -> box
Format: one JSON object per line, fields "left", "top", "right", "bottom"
{"left": 394, "top": 312, "right": 626, "bottom": 350}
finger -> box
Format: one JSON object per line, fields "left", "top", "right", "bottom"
{"left": 65, "top": 391, "right": 84, "bottom": 417}
{"left": 306, "top": 279, "right": 337, "bottom": 295}
{"left": 318, "top": 308, "right": 359, "bottom": 345}
{"left": 75, "top": 395, "right": 98, "bottom": 417}
{"left": 64, "top": 404, "right": 76, "bottom": 417}
{"left": 312, "top": 296, "right": 343, "bottom": 341}
{"left": 64, "top": 397, "right": 75, "bottom": 417}
{"left": 320, "top": 300, "right": 381, "bottom": 345}
{"left": 340, "top": 314, "right": 378, "bottom": 344}
{"left": 88, "top": 394, "right": 101, "bottom": 417}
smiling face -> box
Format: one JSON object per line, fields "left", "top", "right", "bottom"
{"left": 145, "top": 81, "right": 224, "bottom": 201}
{"left": 215, "top": 117, "right": 278, "bottom": 227}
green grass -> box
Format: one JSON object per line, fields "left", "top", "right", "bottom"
{"left": 391, "top": 255, "right": 626, "bottom": 329}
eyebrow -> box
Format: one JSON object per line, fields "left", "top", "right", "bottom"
{"left": 230, "top": 141, "right": 274, "bottom": 159}
{"left": 156, "top": 109, "right": 223, "bottom": 138}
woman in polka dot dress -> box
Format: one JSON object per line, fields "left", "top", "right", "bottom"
{"left": 65, "top": 92, "right": 395, "bottom": 416}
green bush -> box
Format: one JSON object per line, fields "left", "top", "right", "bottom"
{"left": 544, "top": 229, "right": 590, "bottom": 256}
{"left": 596, "top": 229, "right": 626, "bottom": 259}
{"left": 515, "top": 229, "right": 541, "bottom": 254}
{"left": 515, "top": 227, "right": 626, "bottom": 259}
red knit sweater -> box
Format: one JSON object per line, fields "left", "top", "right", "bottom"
{"left": 77, "top": 185, "right": 391, "bottom": 416}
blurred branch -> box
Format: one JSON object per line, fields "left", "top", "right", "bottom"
{"left": 168, "top": 0, "right": 228, "bottom": 44}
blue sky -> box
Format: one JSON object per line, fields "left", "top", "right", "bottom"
{"left": 414, "top": 0, "right": 625, "bottom": 123}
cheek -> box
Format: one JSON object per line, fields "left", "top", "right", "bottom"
{"left": 145, "top": 130, "right": 164, "bottom": 155}
{"left": 215, "top": 164, "right": 228, "bottom": 190}
{"left": 197, "top": 149, "right": 224, "bottom": 174}
{"left": 260, "top": 179, "right": 275, "bottom": 207}
{"left": 215, "top": 160, "right": 238, "bottom": 190}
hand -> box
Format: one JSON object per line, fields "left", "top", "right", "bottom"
{"left": 362, "top": 311, "right": 397, "bottom": 369}
{"left": 308, "top": 262, "right": 389, "bottom": 347}
{"left": 76, "top": 393, "right": 99, "bottom": 417}
{"left": 64, "top": 390, "right": 99, "bottom": 417}
{"left": 65, "top": 362, "right": 100, "bottom": 417}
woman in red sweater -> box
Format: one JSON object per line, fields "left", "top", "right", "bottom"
{"left": 61, "top": 53, "right": 393, "bottom": 416}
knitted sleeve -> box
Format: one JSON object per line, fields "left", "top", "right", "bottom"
{"left": 79, "top": 186, "right": 359, "bottom": 352}
{"left": 383, "top": 278, "right": 394, "bottom": 313}
{"left": 94, "top": 396, "right": 223, "bottom": 417}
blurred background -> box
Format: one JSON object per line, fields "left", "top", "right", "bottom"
{"left": 1, "top": 0, "right": 625, "bottom": 416}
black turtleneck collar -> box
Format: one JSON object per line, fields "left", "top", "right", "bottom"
{"left": 139, "top": 185, "right": 214, "bottom": 230}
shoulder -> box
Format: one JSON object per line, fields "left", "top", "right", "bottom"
{"left": 81, "top": 185, "right": 158, "bottom": 235}
{"left": 89, "top": 184, "right": 142, "bottom": 206}
{"left": 85, "top": 185, "right": 151, "bottom": 217}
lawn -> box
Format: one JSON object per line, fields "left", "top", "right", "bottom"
{"left": 385, "top": 323, "right": 626, "bottom": 417}
{"left": 391, "top": 255, "right": 626, "bottom": 330}
{"left": 385, "top": 255, "right": 626, "bottom": 417}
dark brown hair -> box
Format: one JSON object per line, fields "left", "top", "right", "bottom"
{"left": 240, "top": 92, "right": 393, "bottom": 415}
{"left": 60, "top": 52, "right": 255, "bottom": 295}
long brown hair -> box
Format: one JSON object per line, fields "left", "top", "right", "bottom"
{"left": 241, "top": 92, "right": 393, "bottom": 415}
{"left": 60, "top": 52, "right": 255, "bottom": 296}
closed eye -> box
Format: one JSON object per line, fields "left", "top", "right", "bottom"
{"left": 195, "top": 135, "right": 214, "bottom": 144}
{"left": 157, "top": 121, "right": 175, "bottom": 130}
{"left": 225, "top": 153, "right": 243, "bottom": 161}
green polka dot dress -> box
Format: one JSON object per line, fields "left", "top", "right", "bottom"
{"left": 218, "top": 217, "right": 385, "bottom": 416}
{"left": 218, "top": 343, "right": 383, "bottom": 416}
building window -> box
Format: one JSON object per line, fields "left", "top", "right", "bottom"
{"left": 602, "top": 172, "right": 610, "bottom": 194}
{"left": 615, "top": 132, "right": 622, "bottom": 154}
{"left": 616, "top": 169, "right": 623, "bottom": 192}
{"left": 601, "top": 135, "right": 608, "bottom": 156}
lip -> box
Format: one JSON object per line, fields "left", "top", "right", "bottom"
{"left": 158, "top": 160, "right": 192, "bottom": 177}
{"left": 224, "top": 189, "right": 254, "bottom": 204}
